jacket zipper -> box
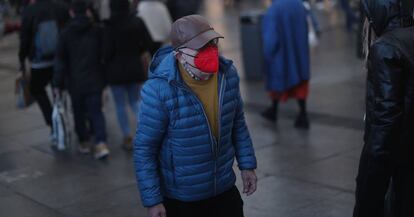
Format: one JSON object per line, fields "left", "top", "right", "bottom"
{"left": 172, "top": 74, "right": 226, "bottom": 196}
{"left": 173, "top": 82, "right": 216, "bottom": 157}
{"left": 215, "top": 72, "right": 226, "bottom": 195}
{"left": 217, "top": 72, "right": 226, "bottom": 156}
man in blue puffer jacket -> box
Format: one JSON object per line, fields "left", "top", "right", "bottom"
{"left": 134, "top": 15, "right": 257, "bottom": 217}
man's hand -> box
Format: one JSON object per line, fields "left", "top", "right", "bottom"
{"left": 241, "top": 170, "right": 257, "bottom": 196}
{"left": 147, "top": 203, "right": 166, "bottom": 217}
{"left": 19, "top": 62, "right": 26, "bottom": 75}
{"left": 53, "top": 88, "right": 61, "bottom": 99}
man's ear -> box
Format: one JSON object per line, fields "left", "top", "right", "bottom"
{"left": 174, "top": 51, "right": 182, "bottom": 59}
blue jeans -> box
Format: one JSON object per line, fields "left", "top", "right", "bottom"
{"left": 307, "top": 8, "right": 321, "bottom": 33}
{"left": 339, "top": 0, "right": 357, "bottom": 30}
{"left": 111, "top": 84, "right": 141, "bottom": 138}
{"left": 71, "top": 91, "right": 107, "bottom": 145}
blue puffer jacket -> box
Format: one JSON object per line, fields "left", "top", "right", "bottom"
{"left": 134, "top": 46, "right": 257, "bottom": 207}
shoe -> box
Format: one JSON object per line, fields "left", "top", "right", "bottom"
{"left": 122, "top": 136, "right": 133, "bottom": 151}
{"left": 78, "top": 142, "right": 91, "bottom": 154}
{"left": 261, "top": 107, "right": 277, "bottom": 122}
{"left": 50, "top": 133, "right": 57, "bottom": 147}
{"left": 294, "top": 114, "right": 310, "bottom": 129}
{"left": 94, "top": 143, "right": 110, "bottom": 159}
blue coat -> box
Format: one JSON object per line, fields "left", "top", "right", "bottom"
{"left": 262, "top": 0, "right": 310, "bottom": 92}
{"left": 134, "top": 46, "right": 257, "bottom": 207}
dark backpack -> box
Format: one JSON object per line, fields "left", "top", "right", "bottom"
{"left": 34, "top": 20, "right": 58, "bottom": 61}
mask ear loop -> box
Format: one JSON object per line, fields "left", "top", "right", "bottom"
{"left": 176, "top": 48, "right": 201, "bottom": 69}
{"left": 175, "top": 49, "right": 203, "bottom": 80}
{"left": 178, "top": 50, "right": 197, "bottom": 58}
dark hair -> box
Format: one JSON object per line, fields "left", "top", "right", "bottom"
{"left": 71, "top": 0, "right": 88, "bottom": 15}
{"left": 110, "top": 0, "right": 130, "bottom": 14}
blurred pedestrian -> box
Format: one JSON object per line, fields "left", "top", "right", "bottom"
{"left": 166, "top": 0, "right": 202, "bottom": 21}
{"left": 18, "top": 0, "right": 69, "bottom": 135}
{"left": 134, "top": 15, "right": 257, "bottom": 217}
{"left": 303, "top": 0, "right": 321, "bottom": 37}
{"left": 261, "top": 0, "right": 311, "bottom": 129}
{"left": 136, "top": 0, "right": 172, "bottom": 55}
{"left": 97, "top": 0, "right": 110, "bottom": 22}
{"left": 54, "top": 0, "right": 109, "bottom": 159}
{"left": 103, "top": 0, "right": 152, "bottom": 150}
{"left": 353, "top": 0, "right": 414, "bottom": 216}
{"left": 339, "top": 0, "right": 357, "bottom": 31}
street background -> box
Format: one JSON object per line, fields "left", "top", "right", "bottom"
{"left": 0, "top": 0, "right": 364, "bottom": 216}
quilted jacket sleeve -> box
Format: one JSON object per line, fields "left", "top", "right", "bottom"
{"left": 231, "top": 69, "right": 257, "bottom": 170}
{"left": 134, "top": 80, "right": 169, "bottom": 207}
{"left": 365, "top": 42, "right": 404, "bottom": 160}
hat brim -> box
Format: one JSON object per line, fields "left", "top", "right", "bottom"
{"left": 180, "top": 29, "right": 223, "bottom": 50}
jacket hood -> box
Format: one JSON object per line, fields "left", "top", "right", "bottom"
{"left": 148, "top": 46, "right": 233, "bottom": 83}
{"left": 361, "top": 0, "right": 401, "bottom": 36}
{"left": 68, "top": 16, "right": 92, "bottom": 32}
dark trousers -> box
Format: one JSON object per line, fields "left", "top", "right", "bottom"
{"left": 391, "top": 166, "right": 414, "bottom": 217}
{"left": 164, "top": 186, "right": 244, "bottom": 217}
{"left": 353, "top": 149, "right": 392, "bottom": 217}
{"left": 30, "top": 67, "right": 53, "bottom": 128}
{"left": 354, "top": 148, "right": 414, "bottom": 217}
{"left": 70, "top": 91, "right": 106, "bottom": 145}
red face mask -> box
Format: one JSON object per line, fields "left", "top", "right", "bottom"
{"left": 194, "top": 45, "right": 219, "bottom": 74}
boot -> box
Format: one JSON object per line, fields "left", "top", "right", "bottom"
{"left": 261, "top": 100, "right": 279, "bottom": 122}
{"left": 294, "top": 113, "right": 310, "bottom": 129}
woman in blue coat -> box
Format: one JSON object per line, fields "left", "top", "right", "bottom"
{"left": 261, "top": 0, "right": 311, "bottom": 129}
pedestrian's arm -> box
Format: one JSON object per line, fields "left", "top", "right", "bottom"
{"left": 53, "top": 34, "right": 68, "bottom": 89}
{"left": 231, "top": 68, "right": 257, "bottom": 171}
{"left": 18, "top": 8, "right": 32, "bottom": 70}
{"left": 101, "top": 27, "right": 114, "bottom": 64}
{"left": 366, "top": 43, "right": 404, "bottom": 161}
{"left": 56, "top": 2, "right": 70, "bottom": 27}
{"left": 138, "top": 17, "right": 154, "bottom": 54}
{"left": 134, "top": 81, "right": 169, "bottom": 208}
{"left": 354, "top": 44, "right": 403, "bottom": 209}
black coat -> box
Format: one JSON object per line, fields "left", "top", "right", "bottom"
{"left": 364, "top": 27, "right": 414, "bottom": 167}
{"left": 53, "top": 16, "right": 105, "bottom": 94}
{"left": 102, "top": 15, "right": 152, "bottom": 85}
{"left": 19, "top": 0, "right": 69, "bottom": 64}
{"left": 354, "top": 22, "right": 414, "bottom": 217}
{"left": 355, "top": 26, "right": 414, "bottom": 217}
{"left": 354, "top": 1, "right": 414, "bottom": 216}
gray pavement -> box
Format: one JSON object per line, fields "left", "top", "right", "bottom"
{"left": 0, "top": 1, "right": 364, "bottom": 216}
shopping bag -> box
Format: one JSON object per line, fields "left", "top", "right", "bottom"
{"left": 15, "top": 75, "right": 34, "bottom": 109}
{"left": 309, "top": 30, "right": 319, "bottom": 48}
{"left": 52, "top": 93, "right": 72, "bottom": 151}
